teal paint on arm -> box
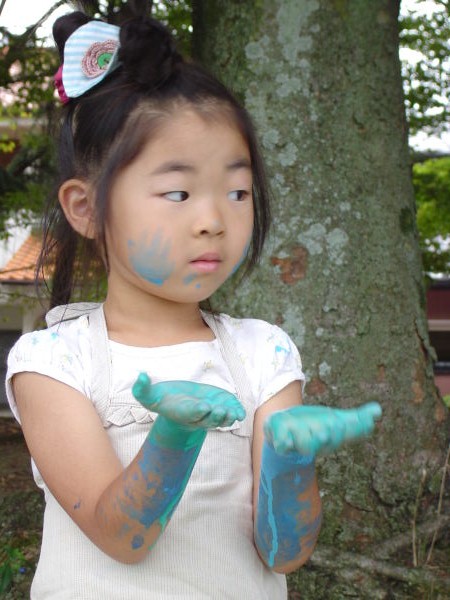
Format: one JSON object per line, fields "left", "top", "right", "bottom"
{"left": 131, "top": 534, "right": 144, "bottom": 549}
{"left": 256, "top": 402, "right": 382, "bottom": 568}
{"left": 255, "top": 440, "right": 315, "bottom": 568}
{"left": 121, "top": 373, "right": 246, "bottom": 550}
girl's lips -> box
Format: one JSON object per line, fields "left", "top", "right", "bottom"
{"left": 190, "top": 253, "right": 222, "bottom": 273}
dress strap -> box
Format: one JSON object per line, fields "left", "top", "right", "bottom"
{"left": 45, "top": 302, "right": 112, "bottom": 415}
{"left": 87, "top": 304, "right": 112, "bottom": 417}
{"left": 201, "top": 311, "right": 254, "bottom": 437}
{"left": 45, "top": 302, "right": 100, "bottom": 326}
{"left": 45, "top": 303, "right": 254, "bottom": 436}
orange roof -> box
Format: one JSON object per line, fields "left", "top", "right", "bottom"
{"left": 0, "top": 233, "right": 43, "bottom": 283}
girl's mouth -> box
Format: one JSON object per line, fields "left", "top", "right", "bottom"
{"left": 190, "top": 253, "right": 222, "bottom": 273}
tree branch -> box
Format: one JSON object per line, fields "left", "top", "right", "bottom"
{"left": 310, "top": 546, "right": 450, "bottom": 590}
{"left": 370, "top": 515, "right": 450, "bottom": 560}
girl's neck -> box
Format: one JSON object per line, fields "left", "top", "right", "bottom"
{"left": 102, "top": 290, "right": 213, "bottom": 348}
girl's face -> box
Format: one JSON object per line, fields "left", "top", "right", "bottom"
{"left": 104, "top": 108, "right": 254, "bottom": 306}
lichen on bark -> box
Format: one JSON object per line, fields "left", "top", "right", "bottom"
{"left": 193, "top": 0, "right": 450, "bottom": 596}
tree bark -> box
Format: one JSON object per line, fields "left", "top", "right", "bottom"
{"left": 192, "top": 0, "right": 450, "bottom": 597}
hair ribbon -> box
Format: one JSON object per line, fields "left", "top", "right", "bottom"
{"left": 54, "top": 21, "right": 121, "bottom": 103}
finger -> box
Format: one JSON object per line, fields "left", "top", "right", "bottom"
{"left": 132, "top": 372, "right": 153, "bottom": 406}
{"left": 290, "top": 422, "right": 314, "bottom": 455}
{"left": 361, "top": 401, "right": 382, "bottom": 420}
{"left": 187, "top": 401, "right": 212, "bottom": 423}
{"left": 204, "top": 405, "right": 227, "bottom": 428}
{"left": 264, "top": 414, "right": 295, "bottom": 454}
{"left": 336, "top": 404, "right": 380, "bottom": 442}
{"left": 211, "top": 394, "right": 246, "bottom": 425}
{"left": 293, "top": 420, "right": 333, "bottom": 456}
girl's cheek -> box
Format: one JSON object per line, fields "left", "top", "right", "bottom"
{"left": 128, "top": 229, "right": 175, "bottom": 286}
{"left": 231, "top": 238, "right": 251, "bottom": 276}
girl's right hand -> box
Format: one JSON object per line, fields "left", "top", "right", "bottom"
{"left": 263, "top": 402, "right": 382, "bottom": 456}
{"left": 132, "top": 372, "right": 246, "bottom": 429}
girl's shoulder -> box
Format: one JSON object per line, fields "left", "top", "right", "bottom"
{"left": 7, "top": 313, "right": 92, "bottom": 392}
{"left": 11, "top": 313, "right": 91, "bottom": 359}
{"left": 216, "top": 312, "right": 295, "bottom": 347}
{"left": 6, "top": 313, "right": 93, "bottom": 421}
{"left": 215, "top": 312, "right": 303, "bottom": 370}
{"left": 214, "top": 312, "right": 304, "bottom": 406}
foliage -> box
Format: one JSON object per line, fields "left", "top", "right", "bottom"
{"left": 0, "top": 0, "right": 63, "bottom": 237}
{"left": 153, "top": 0, "right": 192, "bottom": 55}
{"left": 412, "top": 157, "right": 450, "bottom": 276}
{"left": 0, "top": 488, "right": 44, "bottom": 598}
{"left": 0, "top": 0, "right": 191, "bottom": 239}
{"left": 67, "top": 1, "right": 193, "bottom": 52}
{"left": 0, "top": 546, "right": 28, "bottom": 593}
{"left": 400, "top": 0, "right": 450, "bottom": 137}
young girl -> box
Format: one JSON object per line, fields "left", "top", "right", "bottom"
{"left": 6, "top": 7, "right": 381, "bottom": 599}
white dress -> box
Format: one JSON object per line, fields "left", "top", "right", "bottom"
{"left": 6, "top": 305, "right": 304, "bottom": 599}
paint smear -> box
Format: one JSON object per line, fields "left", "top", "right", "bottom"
{"left": 131, "top": 534, "right": 144, "bottom": 550}
{"left": 128, "top": 229, "right": 175, "bottom": 286}
{"left": 183, "top": 274, "right": 197, "bottom": 286}
{"left": 231, "top": 241, "right": 251, "bottom": 275}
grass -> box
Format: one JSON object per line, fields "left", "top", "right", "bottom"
{"left": 0, "top": 491, "right": 43, "bottom": 597}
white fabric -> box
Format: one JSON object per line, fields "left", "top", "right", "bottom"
{"left": 6, "top": 309, "right": 304, "bottom": 599}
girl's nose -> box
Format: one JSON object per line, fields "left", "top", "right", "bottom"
{"left": 193, "top": 200, "right": 225, "bottom": 237}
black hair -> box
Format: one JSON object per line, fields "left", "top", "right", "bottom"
{"left": 38, "top": 10, "right": 272, "bottom": 307}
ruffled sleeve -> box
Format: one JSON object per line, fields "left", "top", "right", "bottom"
{"left": 218, "top": 315, "right": 305, "bottom": 409}
{"left": 5, "top": 318, "right": 91, "bottom": 422}
{"left": 257, "top": 323, "right": 305, "bottom": 406}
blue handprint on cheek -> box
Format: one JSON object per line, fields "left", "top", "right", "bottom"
{"left": 128, "top": 229, "right": 175, "bottom": 286}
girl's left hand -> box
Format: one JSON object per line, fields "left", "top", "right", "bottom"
{"left": 132, "top": 372, "right": 246, "bottom": 429}
{"left": 264, "top": 402, "right": 382, "bottom": 456}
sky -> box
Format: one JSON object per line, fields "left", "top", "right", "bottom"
{"left": 0, "top": 0, "right": 447, "bottom": 151}
{"left": 0, "top": 0, "right": 438, "bottom": 35}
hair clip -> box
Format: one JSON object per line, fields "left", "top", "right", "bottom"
{"left": 55, "top": 21, "right": 121, "bottom": 102}
{"left": 54, "top": 65, "right": 69, "bottom": 104}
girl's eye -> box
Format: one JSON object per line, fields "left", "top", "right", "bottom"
{"left": 228, "top": 190, "right": 249, "bottom": 202}
{"left": 164, "top": 191, "right": 189, "bottom": 202}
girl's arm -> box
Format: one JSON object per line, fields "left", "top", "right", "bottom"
{"left": 252, "top": 381, "right": 381, "bottom": 573}
{"left": 253, "top": 382, "right": 321, "bottom": 573}
{"left": 13, "top": 372, "right": 244, "bottom": 564}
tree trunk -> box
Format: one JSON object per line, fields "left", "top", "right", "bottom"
{"left": 192, "top": 0, "right": 449, "bottom": 597}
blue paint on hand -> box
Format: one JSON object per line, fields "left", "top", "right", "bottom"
{"left": 132, "top": 372, "right": 246, "bottom": 431}
{"left": 264, "top": 402, "right": 382, "bottom": 456}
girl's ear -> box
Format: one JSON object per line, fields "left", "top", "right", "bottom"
{"left": 58, "top": 179, "right": 96, "bottom": 239}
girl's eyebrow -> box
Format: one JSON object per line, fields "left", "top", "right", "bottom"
{"left": 227, "top": 157, "right": 252, "bottom": 171}
{"left": 151, "top": 161, "right": 195, "bottom": 175}
{"left": 150, "top": 157, "right": 251, "bottom": 176}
